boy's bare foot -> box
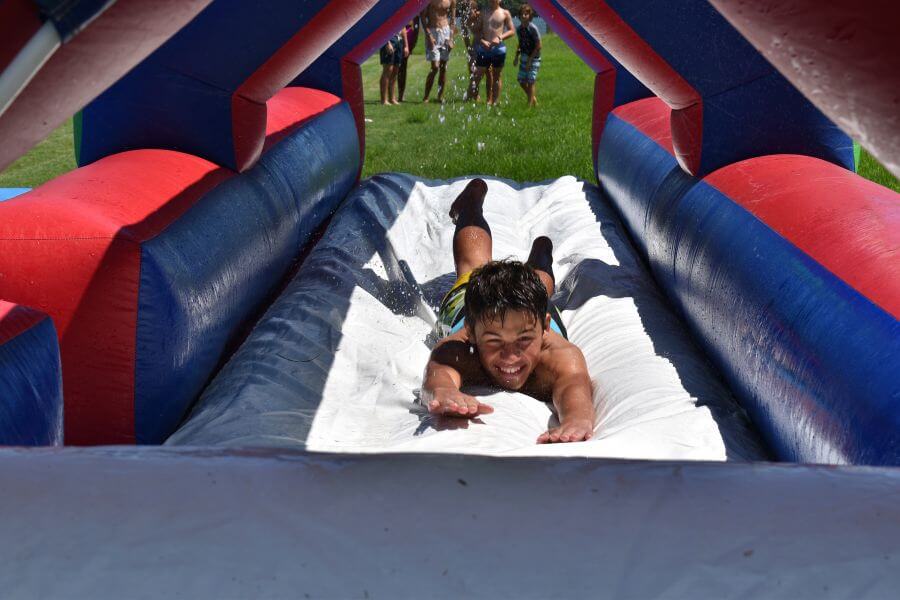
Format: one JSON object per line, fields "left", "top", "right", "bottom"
{"left": 423, "top": 97, "right": 430, "bottom": 104}
{"left": 527, "top": 236, "right": 555, "bottom": 293}
{"left": 391, "top": 99, "right": 401, "bottom": 105}
{"left": 527, "top": 236, "right": 553, "bottom": 270}
{"left": 449, "top": 178, "right": 488, "bottom": 224}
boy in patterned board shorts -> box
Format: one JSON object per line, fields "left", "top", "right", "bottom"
{"left": 514, "top": 3, "right": 542, "bottom": 106}
{"left": 424, "top": 179, "right": 595, "bottom": 444}
{"left": 422, "top": 0, "right": 456, "bottom": 103}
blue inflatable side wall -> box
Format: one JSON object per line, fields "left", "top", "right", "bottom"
{"left": 0, "top": 304, "right": 63, "bottom": 446}
{"left": 598, "top": 106, "right": 900, "bottom": 465}
{"left": 134, "top": 103, "right": 359, "bottom": 444}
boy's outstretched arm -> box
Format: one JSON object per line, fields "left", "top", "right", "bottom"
{"left": 538, "top": 347, "right": 594, "bottom": 443}
{"left": 422, "top": 337, "right": 494, "bottom": 418}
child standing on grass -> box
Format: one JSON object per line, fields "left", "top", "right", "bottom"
{"left": 513, "top": 3, "right": 542, "bottom": 107}
{"left": 380, "top": 29, "right": 409, "bottom": 105}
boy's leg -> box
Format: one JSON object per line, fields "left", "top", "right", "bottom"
{"left": 398, "top": 58, "right": 408, "bottom": 101}
{"left": 389, "top": 65, "right": 400, "bottom": 104}
{"left": 526, "top": 236, "right": 554, "bottom": 296}
{"left": 492, "top": 66, "right": 503, "bottom": 105}
{"left": 449, "top": 178, "right": 491, "bottom": 277}
{"left": 472, "top": 66, "right": 487, "bottom": 102}
{"left": 424, "top": 60, "right": 439, "bottom": 102}
{"left": 485, "top": 67, "right": 495, "bottom": 104}
{"left": 527, "top": 81, "right": 536, "bottom": 106}
{"left": 380, "top": 64, "right": 391, "bottom": 104}
{"left": 437, "top": 61, "right": 447, "bottom": 102}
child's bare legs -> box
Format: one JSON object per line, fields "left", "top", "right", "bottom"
{"left": 519, "top": 80, "right": 536, "bottom": 106}
{"left": 398, "top": 57, "right": 409, "bottom": 102}
{"left": 526, "top": 236, "right": 554, "bottom": 297}
{"left": 449, "top": 178, "right": 491, "bottom": 277}
{"left": 388, "top": 65, "right": 400, "bottom": 105}
{"left": 423, "top": 61, "right": 447, "bottom": 103}
{"left": 380, "top": 64, "right": 392, "bottom": 105}
{"left": 466, "top": 60, "right": 481, "bottom": 101}
{"left": 423, "top": 61, "right": 439, "bottom": 102}
{"left": 472, "top": 66, "right": 487, "bottom": 103}
{"left": 490, "top": 67, "right": 503, "bottom": 106}
{"left": 486, "top": 67, "right": 498, "bottom": 105}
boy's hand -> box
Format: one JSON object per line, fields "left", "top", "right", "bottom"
{"left": 537, "top": 419, "right": 593, "bottom": 444}
{"left": 428, "top": 389, "right": 494, "bottom": 418}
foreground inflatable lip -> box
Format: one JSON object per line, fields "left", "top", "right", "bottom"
{"left": 1, "top": 446, "right": 898, "bottom": 598}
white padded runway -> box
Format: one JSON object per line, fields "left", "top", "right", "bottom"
{"left": 169, "top": 174, "right": 766, "bottom": 460}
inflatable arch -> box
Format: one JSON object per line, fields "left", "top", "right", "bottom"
{"left": 0, "top": 1, "right": 898, "bottom": 594}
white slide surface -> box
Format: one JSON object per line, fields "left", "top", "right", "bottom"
{"left": 169, "top": 174, "right": 765, "bottom": 461}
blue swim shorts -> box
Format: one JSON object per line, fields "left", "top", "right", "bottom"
{"left": 475, "top": 43, "right": 507, "bottom": 69}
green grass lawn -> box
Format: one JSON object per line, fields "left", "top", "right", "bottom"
{"left": 1, "top": 32, "right": 897, "bottom": 193}
{"left": 360, "top": 33, "right": 596, "bottom": 182}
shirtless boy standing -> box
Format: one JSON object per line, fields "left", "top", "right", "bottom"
{"left": 473, "top": 0, "right": 515, "bottom": 106}
{"left": 422, "top": 0, "right": 456, "bottom": 104}
{"left": 422, "top": 179, "right": 595, "bottom": 444}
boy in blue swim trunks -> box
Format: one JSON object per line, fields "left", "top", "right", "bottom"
{"left": 473, "top": 0, "right": 515, "bottom": 105}
{"left": 423, "top": 179, "right": 595, "bottom": 444}
{"left": 513, "top": 3, "right": 542, "bottom": 106}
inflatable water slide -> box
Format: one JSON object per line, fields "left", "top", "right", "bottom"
{"left": 0, "top": 0, "right": 898, "bottom": 596}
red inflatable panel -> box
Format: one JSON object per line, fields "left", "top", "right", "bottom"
{"left": 0, "top": 152, "right": 231, "bottom": 444}
{"left": 705, "top": 156, "right": 900, "bottom": 319}
{"left": 612, "top": 96, "right": 675, "bottom": 156}
{"left": 0, "top": 0, "right": 42, "bottom": 75}
{"left": 556, "top": 0, "right": 702, "bottom": 173}
{"left": 0, "top": 0, "right": 213, "bottom": 174}
{"left": 263, "top": 87, "right": 342, "bottom": 151}
{"left": 231, "top": 0, "right": 377, "bottom": 170}
{"left": 709, "top": 0, "right": 900, "bottom": 178}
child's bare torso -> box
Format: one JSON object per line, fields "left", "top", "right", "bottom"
{"left": 426, "top": 0, "right": 453, "bottom": 29}
{"left": 480, "top": 7, "right": 510, "bottom": 43}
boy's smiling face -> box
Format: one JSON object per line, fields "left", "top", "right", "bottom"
{"left": 468, "top": 309, "right": 549, "bottom": 390}
{"left": 520, "top": 7, "right": 533, "bottom": 23}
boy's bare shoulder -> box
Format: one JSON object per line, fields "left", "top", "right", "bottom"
{"left": 540, "top": 333, "right": 589, "bottom": 376}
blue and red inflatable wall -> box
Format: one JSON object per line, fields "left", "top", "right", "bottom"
{"left": 0, "top": 0, "right": 896, "bottom": 463}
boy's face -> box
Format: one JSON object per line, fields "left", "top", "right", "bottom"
{"left": 520, "top": 8, "right": 532, "bottom": 23}
{"left": 468, "top": 309, "right": 549, "bottom": 390}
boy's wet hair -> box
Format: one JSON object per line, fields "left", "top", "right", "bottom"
{"left": 519, "top": 3, "right": 533, "bottom": 16}
{"left": 465, "top": 260, "right": 548, "bottom": 330}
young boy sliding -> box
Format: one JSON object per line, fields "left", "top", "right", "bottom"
{"left": 513, "top": 3, "right": 542, "bottom": 106}
{"left": 422, "top": 179, "right": 595, "bottom": 444}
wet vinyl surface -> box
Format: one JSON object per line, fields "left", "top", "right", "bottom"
{"left": 169, "top": 174, "right": 766, "bottom": 461}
